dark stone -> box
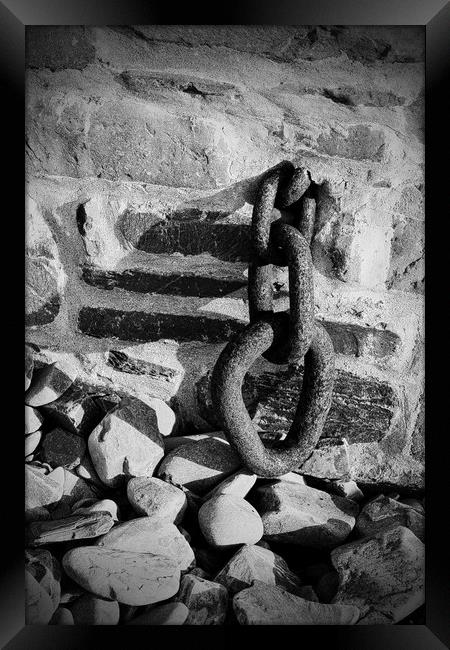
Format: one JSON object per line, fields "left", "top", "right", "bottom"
{"left": 78, "top": 307, "right": 245, "bottom": 343}
{"left": 40, "top": 383, "right": 103, "bottom": 437}
{"left": 120, "top": 70, "right": 240, "bottom": 100}
{"left": 321, "top": 319, "right": 399, "bottom": 359}
{"left": 78, "top": 307, "right": 399, "bottom": 366}
{"left": 252, "top": 366, "right": 398, "bottom": 444}
{"left": 41, "top": 427, "right": 86, "bottom": 470}
{"left": 107, "top": 350, "right": 178, "bottom": 382}
{"left": 322, "top": 87, "right": 406, "bottom": 108}
{"left": 119, "top": 217, "right": 252, "bottom": 262}
{"left": 82, "top": 265, "right": 247, "bottom": 297}
{"left": 26, "top": 26, "right": 96, "bottom": 70}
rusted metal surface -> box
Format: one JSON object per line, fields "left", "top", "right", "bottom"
{"left": 248, "top": 222, "right": 314, "bottom": 365}
{"left": 211, "top": 319, "right": 335, "bottom": 477}
{"left": 210, "top": 161, "right": 336, "bottom": 476}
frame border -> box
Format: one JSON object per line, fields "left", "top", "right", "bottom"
{"left": 4, "top": 1, "right": 448, "bottom": 647}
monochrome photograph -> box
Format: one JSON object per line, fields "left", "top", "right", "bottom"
{"left": 24, "top": 24, "right": 425, "bottom": 627}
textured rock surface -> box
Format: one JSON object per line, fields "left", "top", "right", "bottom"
{"left": 25, "top": 345, "right": 34, "bottom": 391}
{"left": 88, "top": 397, "right": 164, "bottom": 487}
{"left": 49, "top": 608, "right": 75, "bottom": 625}
{"left": 27, "top": 512, "right": 114, "bottom": 546}
{"left": 251, "top": 482, "right": 358, "bottom": 548}
{"left": 25, "top": 430, "right": 42, "bottom": 456}
{"left": 25, "top": 405, "right": 43, "bottom": 434}
{"left": 25, "top": 548, "right": 61, "bottom": 611}
{"left": 25, "top": 360, "right": 77, "bottom": 407}
{"left": 73, "top": 498, "right": 119, "bottom": 520}
{"left": 157, "top": 437, "right": 241, "bottom": 495}
{"left": 62, "top": 546, "right": 180, "bottom": 605}
{"left": 198, "top": 494, "right": 263, "bottom": 548}
{"left": 356, "top": 495, "right": 425, "bottom": 541}
{"left": 25, "top": 464, "right": 64, "bottom": 515}
{"left": 331, "top": 525, "right": 424, "bottom": 624}
{"left": 203, "top": 470, "right": 257, "bottom": 500}
{"left": 41, "top": 383, "right": 103, "bottom": 436}
{"left": 214, "top": 544, "right": 303, "bottom": 596}
{"left": 25, "top": 570, "right": 56, "bottom": 624}
{"left": 42, "top": 427, "right": 86, "bottom": 470}
{"left": 233, "top": 581, "right": 360, "bottom": 625}
{"left": 70, "top": 594, "right": 120, "bottom": 625}
{"left": 126, "top": 476, "right": 187, "bottom": 524}
{"left": 95, "top": 519, "right": 195, "bottom": 571}
{"left": 25, "top": 198, "right": 64, "bottom": 326}
{"left": 126, "top": 602, "right": 189, "bottom": 625}
{"left": 176, "top": 574, "right": 228, "bottom": 625}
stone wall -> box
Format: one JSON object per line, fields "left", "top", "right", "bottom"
{"left": 25, "top": 25, "right": 425, "bottom": 491}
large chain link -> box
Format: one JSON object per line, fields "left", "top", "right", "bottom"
{"left": 210, "top": 162, "right": 335, "bottom": 477}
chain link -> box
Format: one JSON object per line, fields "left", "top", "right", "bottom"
{"left": 211, "top": 161, "right": 335, "bottom": 477}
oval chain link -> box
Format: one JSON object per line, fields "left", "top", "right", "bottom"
{"left": 211, "top": 161, "right": 335, "bottom": 476}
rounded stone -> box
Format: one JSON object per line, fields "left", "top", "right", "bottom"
{"left": 198, "top": 494, "right": 263, "bottom": 548}
{"left": 70, "top": 594, "right": 120, "bottom": 625}
{"left": 127, "top": 476, "right": 187, "bottom": 524}
{"left": 62, "top": 546, "right": 180, "bottom": 606}
{"left": 96, "top": 518, "right": 195, "bottom": 571}
{"left": 126, "top": 602, "right": 189, "bottom": 625}
{"left": 49, "top": 607, "right": 75, "bottom": 625}
{"left": 25, "top": 430, "right": 42, "bottom": 456}
{"left": 42, "top": 427, "right": 86, "bottom": 470}
{"left": 25, "top": 405, "right": 43, "bottom": 434}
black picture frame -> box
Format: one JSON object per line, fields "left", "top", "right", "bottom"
{"left": 5, "top": 0, "right": 448, "bottom": 647}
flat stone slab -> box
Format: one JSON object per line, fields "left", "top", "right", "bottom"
{"left": 251, "top": 481, "right": 358, "bottom": 548}
{"left": 233, "top": 581, "right": 360, "bottom": 625}
{"left": 27, "top": 512, "right": 114, "bottom": 546}
{"left": 331, "top": 525, "right": 425, "bottom": 624}
{"left": 62, "top": 546, "right": 180, "bottom": 606}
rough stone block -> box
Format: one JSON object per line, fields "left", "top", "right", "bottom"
{"left": 331, "top": 525, "right": 424, "bottom": 624}
{"left": 25, "top": 198, "right": 64, "bottom": 326}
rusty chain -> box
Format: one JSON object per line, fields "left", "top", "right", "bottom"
{"left": 210, "top": 162, "right": 336, "bottom": 477}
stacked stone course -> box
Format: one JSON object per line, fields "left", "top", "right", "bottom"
{"left": 26, "top": 25, "right": 424, "bottom": 490}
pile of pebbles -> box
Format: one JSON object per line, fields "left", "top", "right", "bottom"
{"left": 24, "top": 345, "right": 425, "bottom": 625}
